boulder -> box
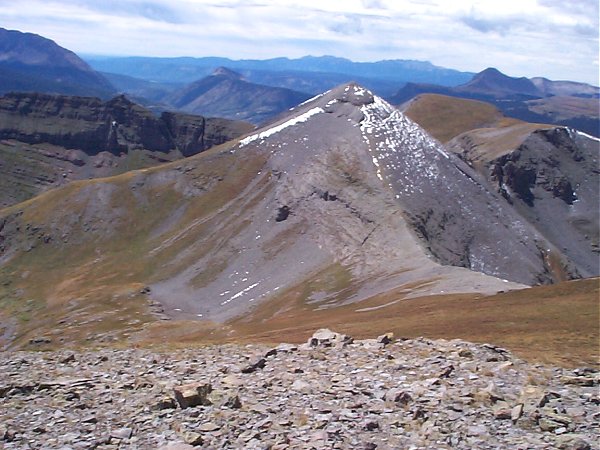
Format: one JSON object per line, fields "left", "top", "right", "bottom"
{"left": 308, "top": 329, "right": 353, "bottom": 348}
{"left": 173, "top": 383, "right": 213, "bottom": 409}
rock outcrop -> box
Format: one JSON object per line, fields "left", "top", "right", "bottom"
{"left": 0, "top": 92, "right": 253, "bottom": 208}
{"left": 0, "top": 92, "right": 250, "bottom": 155}
{"left": 447, "top": 126, "right": 599, "bottom": 279}
{"left": 0, "top": 332, "right": 597, "bottom": 449}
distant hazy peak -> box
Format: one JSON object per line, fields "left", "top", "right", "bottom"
{"left": 463, "top": 67, "right": 541, "bottom": 96}
{"left": 0, "top": 27, "right": 90, "bottom": 71}
{"left": 211, "top": 66, "right": 244, "bottom": 80}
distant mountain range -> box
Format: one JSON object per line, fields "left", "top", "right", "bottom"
{"left": 2, "top": 27, "right": 598, "bottom": 135}
{"left": 0, "top": 27, "right": 115, "bottom": 98}
{"left": 392, "top": 68, "right": 600, "bottom": 137}
{"left": 85, "top": 54, "right": 474, "bottom": 93}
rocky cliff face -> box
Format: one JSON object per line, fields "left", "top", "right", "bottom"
{"left": 0, "top": 92, "right": 250, "bottom": 155}
{"left": 0, "top": 92, "right": 253, "bottom": 207}
{"left": 448, "top": 126, "right": 599, "bottom": 279}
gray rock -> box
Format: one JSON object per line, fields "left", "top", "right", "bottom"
{"left": 110, "top": 427, "right": 133, "bottom": 440}
{"left": 308, "top": 329, "right": 353, "bottom": 347}
{"left": 556, "top": 434, "right": 592, "bottom": 450}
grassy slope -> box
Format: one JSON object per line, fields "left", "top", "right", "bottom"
{"left": 402, "top": 94, "right": 518, "bottom": 143}
{"left": 139, "top": 277, "right": 599, "bottom": 369}
{"left": 0, "top": 139, "right": 271, "bottom": 348}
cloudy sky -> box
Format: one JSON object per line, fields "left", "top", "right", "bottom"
{"left": 1, "top": 0, "right": 598, "bottom": 84}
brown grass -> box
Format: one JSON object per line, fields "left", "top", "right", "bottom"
{"left": 403, "top": 94, "right": 518, "bottom": 142}
{"left": 138, "top": 278, "right": 599, "bottom": 369}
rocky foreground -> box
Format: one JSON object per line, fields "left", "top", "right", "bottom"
{"left": 0, "top": 330, "right": 598, "bottom": 450}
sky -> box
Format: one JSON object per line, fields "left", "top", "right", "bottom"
{"left": 0, "top": 0, "right": 598, "bottom": 85}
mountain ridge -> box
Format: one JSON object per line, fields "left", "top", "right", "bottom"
{"left": 0, "top": 91, "right": 253, "bottom": 208}
{"left": 391, "top": 67, "right": 600, "bottom": 137}
{"left": 0, "top": 82, "right": 597, "bottom": 351}
{"left": 0, "top": 28, "right": 115, "bottom": 98}
{"left": 165, "top": 68, "right": 311, "bottom": 125}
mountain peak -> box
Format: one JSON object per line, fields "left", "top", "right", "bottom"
{"left": 464, "top": 67, "right": 541, "bottom": 97}
{"left": 0, "top": 27, "right": 115, "bottom": 98}
{"left": 299, "top": 81, "right": 375, "bottom": 109}
{"left": 211, "top": 66, "right": 244, "bottom": 80}
{"left": 322, "top": 82, "right": 375, "bottom": 106}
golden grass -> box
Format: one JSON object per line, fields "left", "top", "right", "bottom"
{"left": 0, "top": 139, "right": 270, "bottom": 349}
{"left": 137, "top": 278, "right": 599, "bottom": 369}
{"left": 403, "top": 94, "right": 516, "bottom": 142}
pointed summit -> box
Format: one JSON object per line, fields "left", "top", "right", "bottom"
{"left": 463, "top": 67, "right": 541, "bottom": 97}
{"left": 164, "top": 68, "right": 310, "bottom": 125}
{"left": 211, "top": 66, "right": 244, "bottom": 80}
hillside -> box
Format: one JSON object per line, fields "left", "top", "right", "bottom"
{"left": 0, "top": 28, "right": 115, "bottom": 98}
{"left": 0, "top": 83, "right": 597, "bottom": 352}
{"left": 401, "top": 94, "right": 520, "bottom": 143}
{"left": 390, "top": 68, "right": 600, "bottom": 137}
{"left": 165, "top": 68, "right": 311, "bottom": 125}
{"left": 403, "top": 95, "right": 599, "bottom": 277}
{"left": 0, "top": 92, "right": 253, "bottom": 207}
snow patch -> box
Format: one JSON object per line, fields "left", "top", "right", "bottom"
{"left": 239, "top": 107, "right": 325, "bottom": 147}
{"left": 221, "top": 282, "right": 261, "bottom": 306}
{"left": 575, "top": 130, "right": 600, "bottom": 142}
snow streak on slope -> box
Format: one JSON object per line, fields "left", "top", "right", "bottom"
{"left": 238, "top": 107, "right": 325, "bottom": 147}
{"left": 360, "top": 94, "right": 451, "bottom": 196}
{"left": 339, "top": 85, "right": 554, "bottom": 285}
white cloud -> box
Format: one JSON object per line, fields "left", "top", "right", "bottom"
{"left": 0, "top": 0, "right": 597, "bottom": 84}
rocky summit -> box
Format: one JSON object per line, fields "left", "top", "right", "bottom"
{"left": 0, "top": 330, "right": 598, "bottom": 449}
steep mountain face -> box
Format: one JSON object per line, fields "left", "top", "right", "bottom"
{"left": 166, "top": 68, "right": 311, "bottom": 125}
{"left": 0, "top": 92, "right": 253, "bottom": 207}
{"left": 390, "top": 68, "right": 600, "bottom": 137}
{"left": 447, "top": 127, "right": 599, "bottom": 278}
{"left": 403, "top": 94, "right": 599, "bottom": 278}
{"left": 0, "top": 28, "right": 115, "bottom": 98}
{"left": 1, "top": 83, "right": 593, "bottom": 348}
